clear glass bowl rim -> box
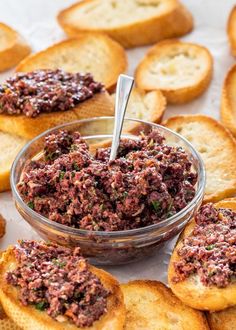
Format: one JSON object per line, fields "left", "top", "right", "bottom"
{"left": 10, "top": 116, "right": 206, "bottom": 238}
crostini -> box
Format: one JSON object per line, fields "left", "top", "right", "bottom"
{"left": 136, "top": 40, "right": 213, "bottom": 104}
{"left": 16, "top": 35, "right": 127, "bottom": 92}
{"left": 164, "top": 115, "right": 236, "bottom": 202}
{"left": 57, "top": 0, "right": 193, "bottom": 48}
{"left": 121, "top": 280, "right": 209, "bottom": 329}
{"left": 221, "top": 63, "right": 236, "bottom": 137}
{"left": 168, "top": 198, "right": 236, "bottom": 311}
{"left": 0, "top": 69, "right": 114, "bottom": 140}
{"left": 227, "top": 6, "right": 236, "bottom": 56}
{"left": 0, "top": 22, "right": 30, "bottom": 72}
{"left": 0, "top": 241, "right": 125, "bottom": 330}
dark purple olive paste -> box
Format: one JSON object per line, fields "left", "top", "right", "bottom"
{"left": 18, "top": 129, "right": 197, "bottom": 231}
{"left": 0, "top": 69, "right": 103, "bottom": 117}
{"left": 6, "top": 240, "right": 109, "bottom": 327}
{"left": 173, "top": 203, "right": 236, "bottom": 288}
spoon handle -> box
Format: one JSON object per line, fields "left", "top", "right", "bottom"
{"left": 109, "top": 74, "right": 134, "bottom": 161}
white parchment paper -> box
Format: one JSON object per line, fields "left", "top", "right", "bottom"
{"left": 0, "top": 0, "right": 235, "bottom": 283}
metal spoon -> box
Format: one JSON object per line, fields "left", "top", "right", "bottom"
{"left": 109, "top": 74, "right": 134, "bottom": 161}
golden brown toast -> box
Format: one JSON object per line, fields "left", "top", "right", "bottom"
{"left": 0, "top": 131, "right": 28, "bottom": 192}
{"left": 0, "top": 309, "right": 21, "bottom": 330}
{"left": 0, "top": 247, "right": 125, "bottom": 330}
{"left": 0, "top": 91, "right": 114, "bottom": 140}
{"left": 78, "top": 88, "right": 166, "bottom": 153}
{"left": 163, "top": 115, "right": 236, "bottom": 202}
{"left": 135, "top": 40, "right": 213, "bottom": 104}
{"left": 74, "top": 87, "right": 166, "bottom": 137}
{"left": 0, "top": 214, "right": 6, "bottom": 239}
{"left": 227, "top": 6, "right": 236, "bottom": 56}
{"left": 57, "top": 0, "right": 193, "bottom": 48}
{"left": 112, "top": 88, "right": 166, "bottom": 123}
{"left": 168, "top": 198, "right": 236, "bottom": 311}
{"left": 0, "top": 22, "right": 30, "bottom": 72}
{"left": 221, "top": 63, "right": 236, "bottom": 137}
{"left": 207, "top": 305, "right": 236, "bottom": 330}
{"left": 121, "top": 280, "right": 209, "bottom": 329}
{"left": 16, "top": 35, "right": 127, "bottom": 91}
{"left": 0, "top": 252, "right": 21, "bottom": 329}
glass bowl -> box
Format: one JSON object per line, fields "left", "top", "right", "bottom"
{"left": 11, "top": 117, "right": 205, "bottom": 265}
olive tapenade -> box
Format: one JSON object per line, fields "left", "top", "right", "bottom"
{"left": 18, "top": 129, "right": 197, "bottom": 231}
{"left": 6, "top": 240, "right": 109, "bottom": 327}
{"left": 0, "top": 69, "right": 103, "bottom": 117}
{"left": 173, "top": 203, "right": 236, "bottom": 288}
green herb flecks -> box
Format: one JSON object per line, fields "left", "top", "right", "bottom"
{"left": 123, "top": 191, "right": 128, "bottom": 199}
{"left": 206, "top": 244, "right": 215, "bottom": 251}
{"left": 45, "top": 151, "right": 57, "bottom": 161}
{"left": 73, "top": 162, "right": 80, "bottom": 171}
{"left": 166, "top": 200, "right": 174, "bottom": 217}
{"left": 59, "top": 171, "right": 65, "bottom": 180}
{"left": 151, "top": 200, "right": 161, "bottom": 213}
{"left": 35, "top": 301, "right": 47, "bottom": 311}
{"left": 52, "top": 258, "right": 66, "bottom": 268}
{"left": 27, "top": 201, "right": 34, "bottom": 210}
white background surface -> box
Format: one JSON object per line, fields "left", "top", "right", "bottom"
{"left": 0, "top": 0, "right": 235, "bottom": 283}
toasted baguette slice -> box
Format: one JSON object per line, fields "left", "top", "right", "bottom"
{"left": 0, "top": 319, "right": 21, "bottom": 330}
{"left": 0, "top": 131, "right": 27, "bottom": 192}
{"left": 135, "top": 40, "right": 213, "bottom": 104}
{"left": 164, "top": 115, "right": 236, "bottom": 203}
{"left": 227, "top": 6, "right": 236, "bottom": 56}
{"left": 16, "top": 35, "right": 127, "bottom": 91}
{"left": 168, "top": 198, "right": 236, "bottom": 311}
{"left": 78, "top": 88, "right": 166, "bottom": 152}
{"left": 111, "top": 88, "right": 166, "bottom": 133}
{"left": 0, "top": 22, "right": 31, "bottom": 72}
{"left": 121, "top": 280, "right": 209, "bottom": 330}
{"left": 0, "top": 306, "right": 21, "bottom": 330}
{"left": 0, "top": 247, "right": 125, "bottom": 330}
{"left": 112, "top": 88, "right": 166, "bottom": 123}
{"left": 0, "top": 252, "right": 21, "bottom": 329}
{"left": 0, "top": 91, "right": 114, "bottom": 140}
{"left": 207, "top": 305, "right": 236, "bottom": 330}
{"left": 58, "top": 0, "right": 193, "bottom": 49}
{"left": 221, "top": 64, "right": 236, "bottom": 136}
{"left": 0, "top": 214, "right": 6, "bottom": 239}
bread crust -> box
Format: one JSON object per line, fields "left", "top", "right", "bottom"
{"left": 221, "top": 63, "right": 236, "bottom": 137}
{"left": 135, "top": 40, "right": 213, "bottom": 104}
{"left": 16, "top": 36, "right": 127, "bottom": 91}
{"left": 0, "top": 318, "right": 21, "bottom": 330}
{"left": 57, "top": 0, "right": 193, "bottom": 48}
{"left": 80, "top": 88, "right": 166, "bottom": 153}
{"left": 163, "top": 114, "right": 236, "bottom": 202}
{"left": 227, "top": 6, "right": 236, "bottom": 56}
{"left": 0, "top": 214, "right": 6, "bottom": 239}
{"left": 0, "top": 168, "right": 13, "bottom": 192}
{"left": 112, "top": 87, "right": 166, "bottom": 132}
{"left": 0, "top": 22, "right": 31, "bottom": 72}
{"left": 207, "top": 305, "right": 236, "bottom": 330}
{"left": 0, "top": 251, "right": 21, "bottom": 328}
{"left": 0, "top": 131, "right": 28, "bottom": 192}
{"left": 0, "top": 315, "right": 21, "bottom": 330}
{"left": 0, "top": 92, "right": 114, "bottom": 140}
{"left": 168, "top": 198, "right": 236, "bottom": 311}
{"left": 0, "top": 247, "right": 125, "bottom": 330}
{"left": 121, "top": 280, "right": 209, "bottom": 329}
